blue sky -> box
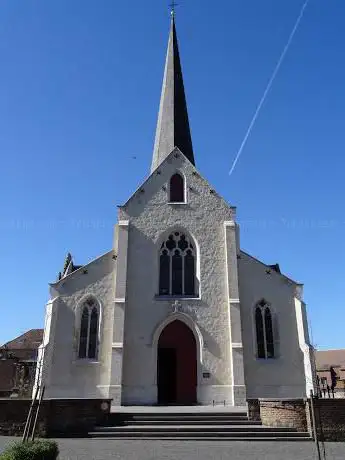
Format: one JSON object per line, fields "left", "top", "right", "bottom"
{"left": 0, "top": 0, "right": 344, "bottom": 349}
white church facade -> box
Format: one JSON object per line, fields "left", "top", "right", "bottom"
{"left": 36, "top": 16, "right": 314, "bottom": 407}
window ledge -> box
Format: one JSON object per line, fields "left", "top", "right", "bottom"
{"left": 167, "top": 202, "right": 188, "bottom": 205}
{"left": 154, "top": 295, "right": 201, "bottom": 301}
{"left": 255, "top": 358, "right": 277, "bottom": 362}
{"left": 73, "top": 359, "right": 100, "bottom": 366}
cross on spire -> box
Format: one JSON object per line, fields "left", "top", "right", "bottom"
{"left": 169, "top": 0, "right": 179, "bottom": 16}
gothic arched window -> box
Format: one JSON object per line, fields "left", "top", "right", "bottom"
{"left": 159, "top": 232, "right": 196, "bottom": 296}
{"left": 78, "top": 298, "right": 99, "bottom": 359}
{"left": 169, "top": 173, "right": 185, "bottom": 203}
{"left": 255, "top": 300, "right": 275, "bottom": 359}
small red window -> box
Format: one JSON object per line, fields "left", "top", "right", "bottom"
{"left": 169, "top": 173, "right": 184, "bottom": 203}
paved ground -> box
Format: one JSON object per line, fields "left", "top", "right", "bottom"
{"left": 1, "top": 437, "right": 345, "bottom": 460}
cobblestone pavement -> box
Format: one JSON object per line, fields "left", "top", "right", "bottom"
{"left": 1, "top": 437, "right": 345, "bottom": 460}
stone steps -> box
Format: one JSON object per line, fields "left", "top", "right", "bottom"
{"left": 89, "top": 429, "right": 311, "bottom": 441}
{"left": 116, "top": 413, "right": 248, "bottom": 417}
{"left": 88, "top": 436, "right": 311, "bottom": 442}
{"left": 90, "top": 410, "right": 312, "bottom": 441}
{"left": 92, "top": 425, "right": 299, "bottom": 432}
{"left": 122, "top": 419, "right": 262, "bottom": 426}
{"left": 108, "top": 414, "right": 250, "bottom": 423}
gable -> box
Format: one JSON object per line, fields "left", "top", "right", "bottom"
{"left": 239, "top": 250, "right": 303, "bottom": 300}
{"left": 49, "top": 250, "right": 116, "bottom": 297}
{"left": 119, "top": 148, "right": 236, "bottom": 222}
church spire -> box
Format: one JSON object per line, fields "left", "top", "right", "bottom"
{"left": 151, "top": 15, "right": 195, "bottom": 172}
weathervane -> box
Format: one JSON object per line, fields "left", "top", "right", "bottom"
{"left": 169, "top": 0, "right": 179, "bottom": 16}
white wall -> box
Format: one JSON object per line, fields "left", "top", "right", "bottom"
{"left": 38, "top": 149, "right": 311, "bottom": 405}
{"left": 41, "top": 251, "right": 116, "bottom": 399}
{"left": 238, "top": 251, "right": 309, "bottom": 399}
{"left": 118, "top": 150, "right": 239, "bottom": 406}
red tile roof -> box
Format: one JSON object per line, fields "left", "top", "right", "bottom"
{"left": 315, "top": 349, "right": 345, "bottom": 370}
{"left": 2, "top": 329, "right": 44, "bottom": 350}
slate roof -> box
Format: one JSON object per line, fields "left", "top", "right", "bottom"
{"left": 151, "top": 16, "right": 194, "bottom": 172}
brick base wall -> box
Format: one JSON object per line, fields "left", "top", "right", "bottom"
{"left": 0, "top": 398, "right": 112, "bottom": 437}
{"left": 247, "top": 399, "right": 260, "bottom": 421}
{"left": 312, "top": 398, "right": 345, "bottom": 441}
{"left": 259, "top": 399, "right": 308, "bottom": 432}
{"left": 0, "top": 399, "right": 32, "bottom": 436}
{"left": 2, "top": 397, "right": 344, "bottom": 440}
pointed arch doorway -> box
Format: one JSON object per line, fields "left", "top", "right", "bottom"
{"left": 157, "top": 320, "right": 197, "bottom": 405}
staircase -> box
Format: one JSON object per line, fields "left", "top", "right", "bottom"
{"left": 89, "top": 409, "right": 311, "bottom": 441}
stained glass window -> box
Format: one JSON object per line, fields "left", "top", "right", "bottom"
{"left": 78, "top": 299, "right": 99, "bottom": 359}
{"left": 172, "top": 250, "right": 183, "bottom": 295}
{"left": 159, "top": 250, "right": 170, "bottom": 295}
{"left": 184, "top": 250, "right": 195, "bottom": 295}
{"left": 78, "top": 307, "right": 89, "bottom": 359}
{"left": 88, "top": 307, "right": 99, "bottom": 359}
{"left": 255, "top": 307, "right": 265, "bottom": 359}
{"left": 255, "top": 302, "right": 275, "bottom": 359}
{"left": 159, "top": 232, "right": 196, "bottom": 296}
{"left": 265, "top": 307, "right": 275, "bottom": 358}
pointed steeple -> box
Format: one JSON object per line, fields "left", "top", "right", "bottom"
{"left": 151, "top": 15, "right": 195, "bottom": 172}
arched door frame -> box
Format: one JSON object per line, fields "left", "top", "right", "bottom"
{"left": 152, "top": 312, "right": 203, "bottom": 385}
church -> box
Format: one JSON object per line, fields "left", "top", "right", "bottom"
{"left": 36, "top": 15, "right": 314, "bottom": 407}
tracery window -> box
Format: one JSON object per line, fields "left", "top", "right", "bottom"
{"left": 159, "top": 232, "right": 196, "bottom": 296}
{"left": 169, "top": 173, "right": 185, "bottom": 203}
{"left": 255, "top": 300, "right": 275, "bottom": 359}
{"left": 78, "top": 298, "right": 99, "bottom": 359}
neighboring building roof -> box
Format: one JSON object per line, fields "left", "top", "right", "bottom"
{"left": 2, "top": 329, "right": 43, "bottom": 350}
{"left": 315, "top": 349, "right": 345, "bottom": 370}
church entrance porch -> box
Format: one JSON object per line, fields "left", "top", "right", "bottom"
{"left": 157, "top": 320, "right": 197, "bottom": 405}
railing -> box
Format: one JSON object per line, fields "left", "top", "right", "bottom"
{"left": 316, "top": 383, "right": 345, "bottom": 399}
{"left": 212, "top": 400, "right": 227, "bottom": 407}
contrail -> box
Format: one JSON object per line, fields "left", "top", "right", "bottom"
{"left": 229, "top": 0, "right": 310, "bottom": 176}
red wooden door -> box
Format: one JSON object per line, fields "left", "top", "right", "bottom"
{"left": 158, "top": 320, "right": 197, "bottom": 404}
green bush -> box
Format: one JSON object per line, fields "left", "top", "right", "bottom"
{"left": 0, "top": 440, "right": 59, "bottom": 460}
